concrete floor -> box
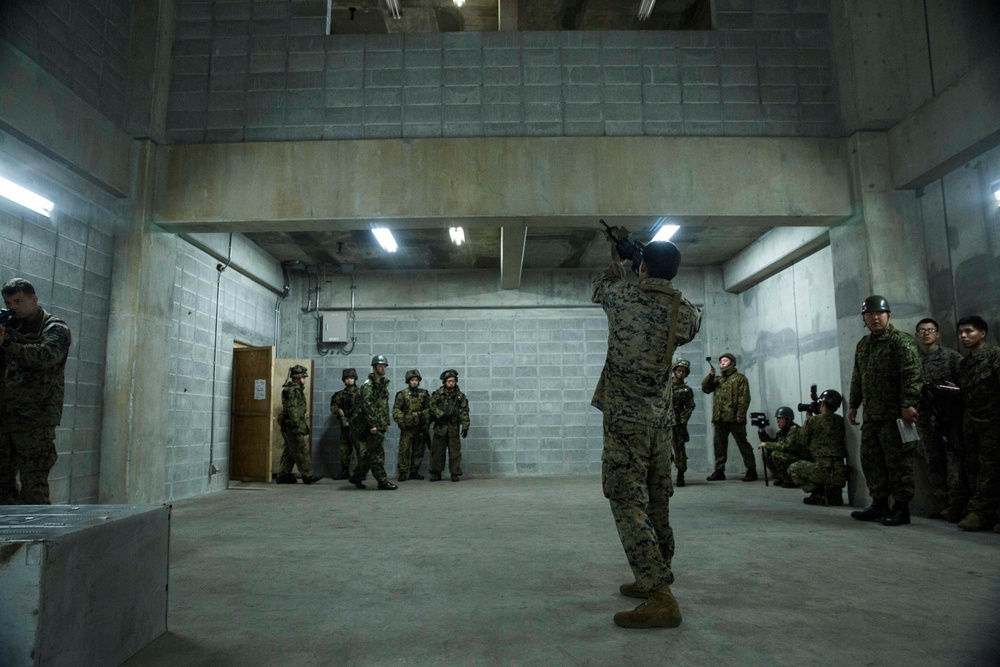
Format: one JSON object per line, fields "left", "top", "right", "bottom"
{"left": 125, "top": 476, "right": 1000, "bottom": 667}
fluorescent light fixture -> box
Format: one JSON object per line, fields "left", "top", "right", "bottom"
{"left": 994, "top": 188, "right": 1000, "bottom": 204}
{"left": 454, "top": 0, "right": 465, "bottom": 6}
{"left": 651, "top": 224, "right": 680, "bottom": 243}
{"left": 371, "top": 227, "right": 398, "bottom": 252}
{"left": 0, "top": 176, "right": 54, "bottom": 217}
{"left": 638, "top": 0, "right": 657, "bottom": 20}
{"left": 449, "top": 227, "right": 465, "bottom": 245}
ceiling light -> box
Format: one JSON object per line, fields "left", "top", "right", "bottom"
{"left": 638, "top": 0, "right": 657, "bottom": 21}
{"left": 994, "top": 188, "right": 1000, "bottom": 204}
{"left": 454, "top": 0, "right": 465, "bottom": 6}
{"left": 383, "top": 0, "right": 401, "bottom": 19}
{"left": 449, "top": 227, "right": 465, "bottom": 245}
{"left": 0, "top": 176, "right": 54, "bottom": 217}
{"left": 651, "top": 223, "right": 679, "bottom": 242}
{"left": 372, "top": 227, "right": 398, "bottom": 252}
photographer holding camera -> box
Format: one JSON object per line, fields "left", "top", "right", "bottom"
{"left": 0, "top": 278, "right": 72, "bottom": 504}
{"left": 757, "top": 407, "right": 806, "bottom": 487}
{"left": 787, "top": 390, "right": 849, "bottom": 506}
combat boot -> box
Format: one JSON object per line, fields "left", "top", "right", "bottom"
{"left": 880, "top": 502, "right": 910, "bottom": 526}
{"left": 957, "top": 511, "right": 996, "bottom": 532}
{"left": 613, "top": 585, "right": 682, "bottom": 629}
{"left": 397, "top": 475, "right": 407, "bottom": 482}
{"left": 451, "top": 474, "right": 460, "bottom": 482}
{"left": 350, "top": 478, "right": 366, "bottom": 489}
{"left": 742, "top": 468, "right": 758, "bottom": 482}
{"left": 410, "top": 472, "right": 425, "bottom": 480}
{"left": 675, "top": 471, "right": 685, "bottom": 487}
{"left": 826, "top": 487, "right": 844, "bottom": 506}
{"left": 706, "top": 470, "right": 726, "bottom": 482}
{"left": 851, "top": 497, "right": 890, "bottom": 522}
{"left": 301, "top": 474, "right": 322, "bottom": 485}
{"left": 429, "top": 473, "right": 442, "bottom": 482}
{"left": 803, "top": 491, "right": 824, "bottom": 505}
{"left": 275, "top": 472, "right": 296, "bottom": 484}
{"left": 772, "top": 478, "right": 784, "bottom": 487}
{"left": 994, "top": 524, "right": 1000, "bottom": 534}
{"left": 377, "top": 481, "right": 398, "bottom": 490}
{"left": 331, "top": 472, "right": 350, "bottom": 481}
{"left": 940, "top": 503, "right": 965, "bottom": 523}
{"left": 619, "top": 582, "right": 650, "bottom": 599}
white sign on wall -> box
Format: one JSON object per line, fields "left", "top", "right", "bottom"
{"left": 253, "top": 379, "right": 267, "bottom": 400}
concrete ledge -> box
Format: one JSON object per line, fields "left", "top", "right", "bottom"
{"left": 889, "top": 54, "right": 1000, "bottom": 190}
{"left": 180, "top": 233, "right": 286, "bottom": 295}
{"left": 723, "top": 226, "right": 830, "bottom": 293}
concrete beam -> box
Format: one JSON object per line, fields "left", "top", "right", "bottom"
{"left": 180, "top": 232, "right": 287, "bottom": 295}
{"left": 889, "top": 54, "right": 1000, "bottom": 190}
{"left": 722, "top": 227, "right": 830, "bottom": 293}
{"left": 500, "top": 221, "right": 527, "bottom": 290}
{"left": 154, "top": 136, "right": 853, "bottom": 231}
{"left": 0, "top": 40, "right": 133, "bottom": 198}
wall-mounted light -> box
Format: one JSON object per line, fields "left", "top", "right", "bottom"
{"left": 449, "top": 227, "right": 465, "bottom": 245}
{"left": 0, "top": 176, "right": 54, "bottom": 217}
{"left": 651, "top": 221, "right": 679, "bottom": 242}
{"left": 372, "top": 227, "right": 398, "bottom": 252}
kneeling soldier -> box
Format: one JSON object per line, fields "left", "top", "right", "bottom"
{"left": 758, "top": 407, "right": 807, "bottom": 487}
{"left": 788, "top": 390, "right": 848, "bottom": 506}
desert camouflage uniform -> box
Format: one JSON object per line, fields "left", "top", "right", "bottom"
{"left": 849, "top": 324, "right": 922, "bottom": 502}
{"left": 0, "top": 308, "right": 71, "bottom": 504}
{"left": 429, "top": 385, "right": 469, "bottom": 477}
{"left": 330, "top": 383, "right": 360, "bottom": 477}
{"left": 788, "top": 412, "right": 848, "bottom": 494}
{"left": 278, "top": 379, "right": 315, "bottom": 479}
{"left": 393, "top": 383, "right": 430, "bottom": 478}
{"left": 917, "top": 345, "right": 968, "bottom": 509}
{"left": 760, "top": 423, "right": 806, "bottom": 484}
{"left": 959, "top": 343, "right": 1000, "bottom": 518}
{"left": 351, "top": 372, "right": 391, "bottom": 485}
{"left": 671, "top": 378, "right": 694, "bottom": 473}
{"left": 702, "top": 368, "right": 754, "bottom": 471}
{"left": 592, "top": 264, "right": 701, "bottom": 592}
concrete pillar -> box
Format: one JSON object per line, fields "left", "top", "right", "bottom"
{"left": 99, "top": 141, "right": 178, "bottom": 503}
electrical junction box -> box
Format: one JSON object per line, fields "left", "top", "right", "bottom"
{"left": 320, "top": 312, "right": 349, "bottom": 343}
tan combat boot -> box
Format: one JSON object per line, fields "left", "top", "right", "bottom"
{"left": 613, "top": 585, "right": 682, "bottom": 629}
{"left": 618, "top": 582, "right": 650, "bottom": 599}
{"left": 957, "top": 511, "right": 996, "bottom": 532}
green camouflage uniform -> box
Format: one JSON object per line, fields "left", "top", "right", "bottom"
{"left": 788, "top": 412, "right": 848, "bottom": 493}
{"left": 393, "top": 385, "right": 430, "bottom": 478}
{"left": 917, "top": 345, "right": 967, "bottom": 509}
{"left": 702, "top": 368, "right": 754, "bottom": 471}
{"left": 0, "top": 307, "right": 71, "bottom": 504}
{"left": 671, "top": 378, "right": 695, "bottom": 473}
{"left": 278, "top": 380, "right": 315, "bottom": 478}
{"left": 849, "top": 324, "right": 922, "bottom": 502}
{"left": 959, "top": 343, "right": 1000, "bottom": 518}
{"left": 330, "top": 384, "right": 360, "bottom": 477}
{"left": 351, "top": 373, "right": 391, "bottom": 484}
{"left": 760, "top": 423, "right": 806, "bottom": 484}
{"left": 591, "top": 264, "right": 701, "bottom": 592}
{"left": 429, "top": 386, "right": 470, "bottom": 477}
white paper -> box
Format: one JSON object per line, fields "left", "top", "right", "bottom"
{"left": 254, "top": 379, "right": 267, "bottom": 400}
{"left": 897, "top": 418, "right": 920, "bottom": 443}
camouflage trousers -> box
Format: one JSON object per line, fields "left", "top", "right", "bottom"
{"left": 713, "top": 421, "right": 756, "bottom": 471}
{"left": 431, "top": 425, "right": 462, "bottom": 476}
{"left": 672, "top": 436, "right": 688, "bottom": 473}
{"left": 860, "top": 419, "right": 915, "bottom": 502}
{"left": 0, "top": 427, "right": 58, "bottom": 505}
{"left": 279, "top": 428, "right": 315, "bottom": 478}
{"left": 788, "top": 457, "right": 848, "bottom": 494}
{"left": 764, "top": 446, "right": 809, "bottom": 484}
{"left": 916, "top": 421, "right": 968, "bottom": 508}
{"left": 397, "top": 429, "right": 426, "bottom": 477}
{"left": 964, "top": 416, "right": 1000, "bottom": 516}
{"left": 601, "top": 414, "right": 675, "bottom": 592}
{"left": 338, "top": 426, "right": 358, "bottom": 477}
{"left": 354, "top": 430, "right": 389, "bottom": 484}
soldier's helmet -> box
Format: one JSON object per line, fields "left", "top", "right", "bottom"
{"left": 819, "top": 389, "right": 843, "bottom": 412}
{"left": 440, "top": 369, "right": 459, "bottom": 382}
{"left": 342, "top": 368, "right": 358, "bottom": 380}
{"left": 405, "top": 369, "right": 422, "bottom": 382}
{"left": 861, "top": 295, "right": 891, "bottom": 314}
{"left": 775, "top": 406, "right": 795, "bottom": 421}
{"left": 719, "top": 352, "right": 737, "bottom": 365}
{"left": 673, "top": 359, "right": 691, "bottom": 371}
{"left": 371, "top": 354, "right": 389, "bottom": 366}
{"left": 289, "top": 364, "right": 309, "bottom": 378}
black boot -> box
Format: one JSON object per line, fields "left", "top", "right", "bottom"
{"left": 350, "top": 478, "right": 366, "bottom": 489}
{"left": 826, "top": 487, "right": 844, "bottom": 506}
{"left": 851, "top": 497, "right": 890, "bottom": 522}
{"left": 803, "top": 491, "right": 825, "bottom": 505}
{"left": 675, "top": 471, "right": 685, "bottom": 487}
{"left": 275, "top": 472, "right": 297, "bottom": 484}
{"left": 880, "top": 501, "right": 911, "bottom": 526}
{"left": 742, "top": 468, "right": 758, "bottom": 482}
{"left": 410, "top": 472, "right": 425, "bottom": 480}
{"left": 429, "top": 473, "right": 443, "bottom": 482}
{"left": 301, "top": 474, "right": 322, "bottom": 485}
{"left": 707, "top": 470, "right": 726, "bottom": 481}
{"left": 378, "top": 481, "right": 399, "bottom": 490}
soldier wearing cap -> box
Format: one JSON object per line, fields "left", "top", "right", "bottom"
{"left": 393, "top": 369, "right": 430, "bottom": 481}
{"left": 329, "top": 368, "right": 360, "bottom": 481}
{"left": 429, "top": 369, "right": 470, "bottom": 482}
{"left": 848, "top": 295, "right": 922, "bottom": 527}
{"left": 276, "top": 364, "right": 321, "bottom": 485}
{"left": 788, "top": 389, "right": 849, "bottom": 506}
{"left": 349, "top": 355, "right": 397, "bottom": 490}
{"left": 670, "top": 359, "right": 695, "bottom": 487}
{"left": 758, "top": 407, "right": 806, "bottom": 487}
{"left": 702, "top": 353, "right": 757, "bottom": 482}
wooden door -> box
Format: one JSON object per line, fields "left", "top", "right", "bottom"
{"left": 231, "top": 346, "right": 274, "bottom": 482}
{"left": 272, "top": 358, "right": 315, "bottom": 474}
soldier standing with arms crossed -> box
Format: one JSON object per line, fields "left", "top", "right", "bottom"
{"left": 429, "top": 369, "right": 469, "bottom": 482}
{"left": 848, "top": 296, "right": 922, "bottom": 526}
{"left": 276, "top": 364, "right": 321, "bottom": 485}
{"left": 330, "top": 368, "right": 359, "bottom": 480}
{"left": 393, "top": 369, "right": 430, "bottom": 481}
{"left": 702, "top": 353, "right": 758, "bottom": 482}
{"left": 670, "top": 359, "right": 695, "bottom": 487}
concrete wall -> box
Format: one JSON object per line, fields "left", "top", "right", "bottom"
{"left": 166, "top": 1, "right": 840, "bottom": 142}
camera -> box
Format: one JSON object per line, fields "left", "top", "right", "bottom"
{"left": 750, "top": 412, "right": 769, "bottom": 429}
{"left": 797, "top": 384, "right": 820, "bottom": 415}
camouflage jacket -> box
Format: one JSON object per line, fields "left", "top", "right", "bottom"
{"left": 701, "top": 367, "right": 751, "bottom": 423}
{"left": 280, "top": 381, "right": 310, "bottom": 435}
{"left": 354, "top": 373, "right": 390, "bottom": 434}
{"left": 760, "top": 423, "right": 803, "bottom": 458}
{"left": 430, "top": 386, "right": 470, "bottom": 433}
{"left": 959, "top": 343, "right": 1000, "bottom": 421}
{"left": 0, "top": 307, "right": 72, "bottom": 429}
{"left": 800, "top": 411, "right": 847, "bottom": 459}
{"left": 590, "top": 265, "right": 701, "bottom": 426}
{"left": 393, "top": 387, "right": 430, "bottom": 430}
{"left": 849, "top": 324, "right": 922, "bottom": 421}
{"left": 671, "top": 378, "right": 695, "bottom": 426}
{"left": 330, "top": 385, "right": 360, "bottom": 429}
{"left": 919, "top": 344, "right": 964, "bottom": 428}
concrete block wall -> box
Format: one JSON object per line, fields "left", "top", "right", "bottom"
{"left": 0, "top": 0, "right": 134, "bottom": 128}
{"left": 166, "top": 237, "right": 278, "bottom": 501}
{"left": 166, "top": 0, "right": 840, "bottom": 142}
{"left": 0, "top": 196, "right": 116, "bottom": 504}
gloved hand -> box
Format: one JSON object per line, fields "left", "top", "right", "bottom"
{"left": 461, "top": 428, "right": 468, "bottom": 439}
